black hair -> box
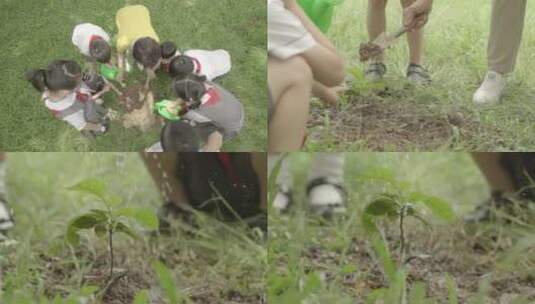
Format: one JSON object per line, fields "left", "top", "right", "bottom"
{"left": 171, "top": 74, "right": 207, "bottom": 108}
{"left": 161, "top": 120, "right": 201, "bottom": 152}
{"left": 89, "top": 39, "right": 112, "bottom": 63}
{"left": 169, "top": 55, "right": 194, "bottom": 78}
{"left": 82, "top": 72, "right": 106, "bottom": 93}
{"left": 161, "top": 41, "right": 177, "bottom": 59}
{"left": 133, "top": 37, "right": 162, "bottom": 69}
{"left": 25, "top": 69, "right": 47, "bottom": 92}
{"left": 25, "top": 60, "right": 82, "bottom": 92}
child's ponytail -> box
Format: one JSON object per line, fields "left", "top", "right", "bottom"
{"left": 171, "top": 74, "right": 207, "bottom": 108}
{"left": 24, "top": 69, "right": 47, "bottom": 92}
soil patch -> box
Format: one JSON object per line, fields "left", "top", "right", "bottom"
{"left": 308, "top": 90, "right": 501, "bottom": 151}
{"left": 118, "top": 85, "right": 148, "bottom": 113}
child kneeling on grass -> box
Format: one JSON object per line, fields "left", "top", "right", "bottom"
{"left": 115, "top": 5, "right": 160, "bottom": 86}
{"left": 25, "top": 60, "right": 110, "bottom": 137}
{"left": 147, "top": 74, "right": 244, "bottom": 152}
{"left": 162, "top": 41, "right": 232, "bottom": 82}
{"left": 268, "top": 0, "right": 345, "bottom": 151}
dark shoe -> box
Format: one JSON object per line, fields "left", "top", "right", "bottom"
{"left": 157, "top": 201, "right": 196, "bottom": 234}
{"left": 464, "top": 191, "right": 528, "bottom": 224}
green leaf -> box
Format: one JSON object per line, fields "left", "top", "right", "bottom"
{"left": 68, "top": 178, "right": 107, "bottom": 200}
{"left": 80, "top": 285, "right": 99, "bottom": 296}
{"left": 408, "top": 282, "right": 426, "bottom": 304}
{"left": 364, "top": 196, "right": 399, "bottom": 217}
{"left": 446, "top": 274, "right": 459, "bottom": 304}
{"left": 66, "top": 225, "right": 80, "bottom": 245}
{"left": 106, "top": 194, "right": 123, "bottom": 207}
{"left": 302, "top": 272, "right": 322, "bottom": 295}
{"left": 153, "top": 260, "right": 179, "bottom": 304}
{"left": 116, "top": 208, "right": 159, "bottom": 230}
{"left": 115, "top": 222, "right": 138, "bottom": 240}
{"left": 361, "top": 213, "right": 380, "bottom": 235}
{"left": 89, "top": 209, "right": 108, "bottom": 222}
{"left": 133, "top": 290, "right": 150, "bottom": 304}
{"left": 371, "top": 235, "right": 397, "bottom": 282}
{"left": 94, "top": 223, "right": 107, "bottom": 239}
{"left": 408, "top": 192, "right": 455, "bottom": 221}
{"left": 70, "top": 214, "right": 103, "bottom": 229}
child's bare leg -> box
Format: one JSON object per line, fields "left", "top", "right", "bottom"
{"left": 472, "top": 153, "right": 516, "bottom": 194}
{"left": 268, "top": 56, "right": 313, "bottom": 151}
{"left": 368, "top": 0, "right": 388, "bottom": 62}
{"left": 402, "top": 0, "right": 424, "bottom": 65}
{"left": 140, "top": 152, "right": 190, "bottom": 206}
{"left": 83, "top": 123, "right": 106, "bottom": 132}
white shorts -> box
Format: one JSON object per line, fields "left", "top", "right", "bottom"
{"left": 268, "top": 0, "right": 317, "bottom": 60}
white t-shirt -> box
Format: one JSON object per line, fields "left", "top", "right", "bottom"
{"left": 268, "top": 0, "right": 317, "bottom": 59}
{"left": 184, "top": 49, "right": 232, "bottom": 81}
{"left": 72, "top": 23, "right": 111, "bottom": 57}
{"left": 43, "top": 92, "right": 87, "bottom": 131}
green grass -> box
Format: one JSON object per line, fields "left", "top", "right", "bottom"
{"left": 306, "top": 0, "right": 535, "bottom": 151}
{"left": 0, "top": 0, "right": 266, "bottom": 152}
{"left": 0, "top": 153, "right": 266, "bottom": 303}
{"left": 268, "top": 153, "right": 535, "bottom": 303}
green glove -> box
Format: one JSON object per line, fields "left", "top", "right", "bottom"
{"left": 99, "top": 63, "right": 119, "bottom": 81}
{"left": 298, "top": 0, "right": 344, "bottom": 33}
{"left": 154, "top": 100, "right": 182, "bottom": 121}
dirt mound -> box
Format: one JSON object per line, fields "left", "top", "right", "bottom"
{"left": 118, "top": 85, "right": 147, "bottom": 112}
{"left": 308, "top": 92, "right": 496, "bottom": 151}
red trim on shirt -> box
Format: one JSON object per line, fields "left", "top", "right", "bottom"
{"left": 89, "top": 35, "right": 103, "bottom": 44}
{"left": 216, "top": 153, "right": 240, "bottom": 184}
{"left": 201, "top": 87, "right": 221, "bottom": 107}
{"left": 192, "top": 57, "right": 202, "bottom": 74}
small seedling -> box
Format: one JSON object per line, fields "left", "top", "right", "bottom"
{"left": 65, "top": 178, "right": 158, "bottom": 279}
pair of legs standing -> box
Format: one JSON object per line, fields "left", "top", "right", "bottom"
{"left": 366, "top": 0, "right": 429, "bottom": 84}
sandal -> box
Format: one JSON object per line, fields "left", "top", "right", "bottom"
{"left": 406, "top": 63, "right": 431, "bottom": 86}
{"left": 365, "top": 62, "right": 387, "bottom": 82}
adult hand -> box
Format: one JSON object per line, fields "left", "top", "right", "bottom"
{"left": 403, "top": 0, "right": 433, "bottom": 31}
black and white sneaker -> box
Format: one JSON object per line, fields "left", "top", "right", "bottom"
{"left": 307, "top": 177, "right": 346, "bottom": 217}
{"left": 464, "top": 191, "right": 529, "bottom": 224}
{"left": 272, "top": 185, "right": 293, "bottom": 214}
{"left": 0, "top": 197, "right": 15, "bottom": 241}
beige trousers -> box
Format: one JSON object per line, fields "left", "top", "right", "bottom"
{"left": 488, "top": 0, "right": 527, "bottom": 74}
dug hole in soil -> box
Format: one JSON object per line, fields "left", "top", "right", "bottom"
{"left": 308, "top": 89, "right": 501, "bottom": 151}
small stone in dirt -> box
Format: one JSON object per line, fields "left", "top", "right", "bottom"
{"left": 447, "top": 111, "right": 465, "bottom": 127}
{"left": 359, "top": 42, "right": 383, "bottom": 62}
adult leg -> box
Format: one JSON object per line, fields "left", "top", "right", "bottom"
{"left": 307, "top": 153, "right": 346, "bottom": 215}
{"left": 487, "top": 0, "right": 527, "bottom": 75}
{"left": 251, "top": 153, "right": 267, "bottom": 211}
{"left": 140, "top": 152, "right": 190, "bottom": 207}
{"left": 268, "top": 56, "right": 313, "bottom": 152}
{"left": 473, "top": 0, "right": 527, "bottom": 104}
{"left": 472, "top": 152, "right": 515, "bottom": 194}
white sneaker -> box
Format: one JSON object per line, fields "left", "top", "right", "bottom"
{"left": 307, "top": 178, "right": 346, "bottom": 216}
{"left": 272, "top": 185, "right": 292, "bottom": 213}
{"left": 473, "top": 71, "right": 506, "bottom": 105}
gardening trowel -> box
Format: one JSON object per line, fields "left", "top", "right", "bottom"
{"left": 373, "top": 26, "right": 407, "bottom": 51}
